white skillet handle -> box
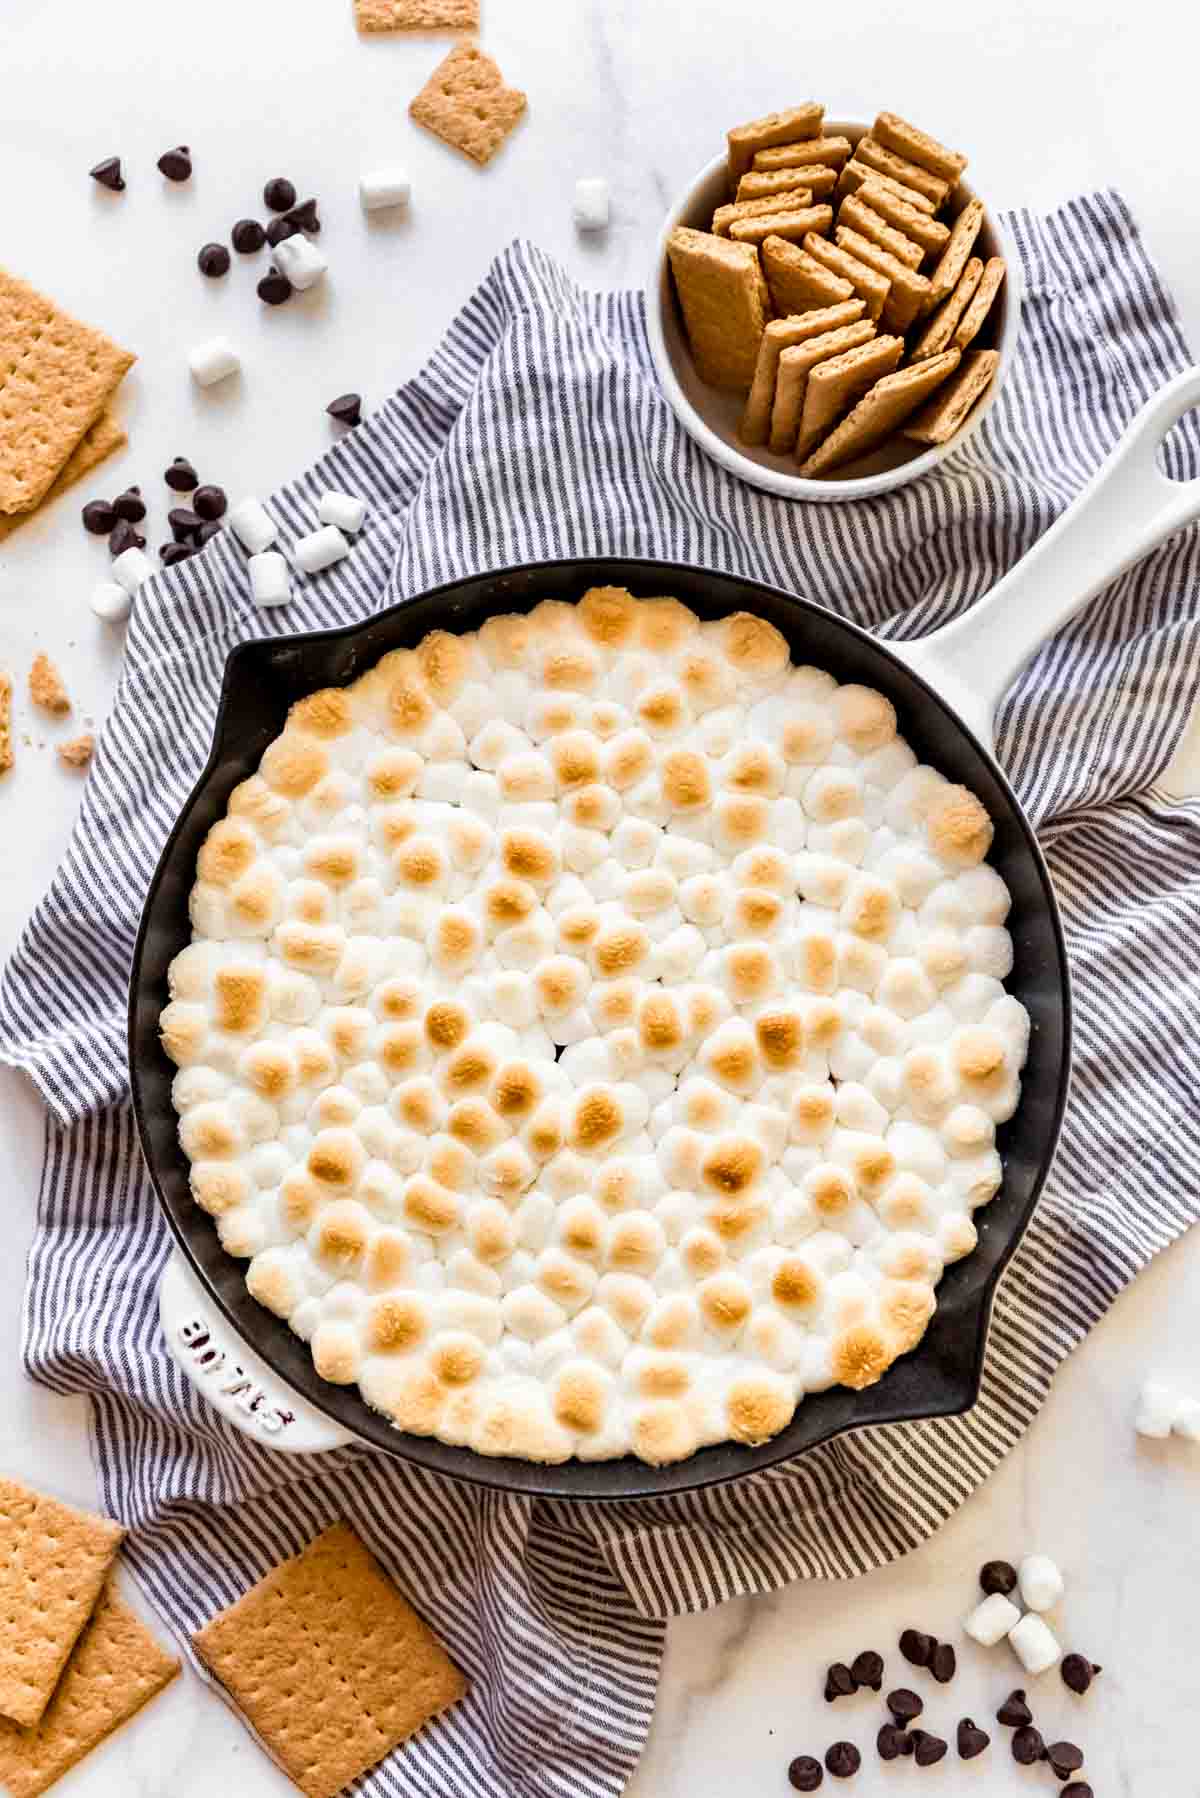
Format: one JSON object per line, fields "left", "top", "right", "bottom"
{"left": 159, "top": 1252, "right": 355, "bottom": 1455}
{"left": 892, "top": 366, "right": 1200, "bottom": 748}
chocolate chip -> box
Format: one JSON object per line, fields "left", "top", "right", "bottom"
{"left": 957, "top": 1719, "right": 989, "bottom": 1760}
{"left": 160, "top": 542, "right": 194, "bottom": 565}
{"left": 1046, "top": 1742, "right": 1084, "bottom": 1779}
{"left": 824, "top": 1743, "right": 860, "bottom": 1780}
{"left": 89, "top": 156, "right": 125, "bottom": 191}
{"left": 168, "top": 507, "right": 202, "bottom": 543}
{"left": 1011, "top": 1726, "right": 1045, "bottom": 1766}
{"left": 192, "top": 484, "right": 227, "bottom": 522}
{"left": 195, "top": 520, "right": 223, "bottom": 545}
{"left": 285, "top": 196, "right": 320, "bottom": 233}
{"left": 112, "top": 486, "right": 145, "bottom": 523}
{"left": 1061, "top": 1655, "right": 1101, "bottom": 1695}
{"left": 82, "top": 499, "right": 116, "bottom": 535}
{"left": 930, "top": 1642, "right": 956, "bottom": 1685}
{"left": 911, "top": 1731, "right": 947, "bottom": 1767}
{"left": 265, "top": 215, "right": 300, "bottom": 247}
{"left": 849, "top": 1651, "right": 883, "bottom": 1693}
{"left": 326, "top": 391, "right": 363, "bottom": 427}
{"left": 876, "top": 1724, "right": 906, "bottom": 1762}
{"left": 164, "top": 458, "right": 198, "bottom": 492}
{"left": 899, "top": 1630, "right": 935, "bottom": 1669}
{"left": 897, "top": 1731, "right": 915, "bottom": 1757}
{"left": 996, "top": 1690, "right": 1033, "bottom": 1728}
{"left": 787, "top": 1754, "right": 823, "bottom": 1791}
{"left": 157, "top": 145, "right": 192, "bottom": 181}
{"left": 824, "top": 1663, "right": 856, "bottom": 1702}
{"left": 263, "top": 176, "right": 297, "bottom": 212}
{"left": 109, "top": 519, "right": 145, "bottom": 555}
{"left": 1061, "top": 1786, "right": 1093, "bottom": 1798}
{"left": 197, "top": 242, "right": 231, "bottom": 277}
{"left": 886, "top": 1689, "right": 923, "bottom": 1724}
{"left": 980, "top": 1559, "right": 1019, "bottom": 1596}
{"left": 257, "top": 268, "right": 293, "bottom": 306}
{"left": 232, "top": 218, "right": 267, "bottom": 253}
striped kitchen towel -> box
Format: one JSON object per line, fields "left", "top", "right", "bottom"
{"left": 4, "top": 192, "right": 1200, "bottom": 1798}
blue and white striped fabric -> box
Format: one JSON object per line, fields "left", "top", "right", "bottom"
{"left": 4, "top": 192, "right": 1200, "bottom": 1798}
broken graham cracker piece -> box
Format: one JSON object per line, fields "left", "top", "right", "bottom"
{"left": 713, "top": 189, "right": 811, "bottom": 236}
{"left": 355, "top": 0, "right": 478, "bottom": 30}
{"left": 952, "top": 255, "right": 1006, "bottom": 351}
{"left": 837, "top": 159, "right": 937, "bottom": 214}
{"left": 857, "top": 177, "right": 950, "bottom": 256}
{"left": 873, "top": 110, "right": 967, "bottom": 186}
{"left": 728, "top": 202, "right": 832, "bottom": 247}
{"left": 738, "top": 167, "right": 824, "bottom": 203}
{"left": 910, "top": 257, "right": 983, "bottom": 361}
{"left": 0, "top": 270, "right": 134, "bottom": 517}
{"left": 194, "top": 1523, "right": 467, "bottom": 1798}
{"left": 57, "top": 733, "right": 94, "bottom": 770}
{"left": 727, "top": 103, "right": 824, "bottom": 186}
{"left": 740, "top": 300, "right": 867, "bottom": 445}
{"left": 926, "top": 197, "right": 985, "bottom": 312}
{"left": 835, "top": 226, "right": 930, "bottom": 331}
{"left": 904, "top": 348, "right": 999, "bottom": 445}
{"left": 838, "top": 193, "right": 925, "bottom": 270}
{"left": 0, "top": 673, "right": 12, "bottom": 775}
{"left": 0, "top": 410, "right": 125, "bottom": 547}
{"left": 0, "top": 1479, "right": 124, "bottom": 1728}
{"left": 667, "top": 227, "right": 768, "bottom": 390}
{"left": 409, "top": 42, "right": 526, "bottom": 166}
{"left": 752, "top": 136, "right": 852, "bottom": 174}
{"left": 761, "top": 237, "right": 853, "bottom": 316}
{"left": 853, "top": 136, "right": 950, "bottom": 209}
{"left": 0, "top": 1582, "right": 178, "bottom": 1798}
{"left": 795, "top": 333, "right": 904, "bottom": 462}
{"left": 28, "top": 653, "right": 70, "bottom": 717}
{"left": 798, "top": 347, "right": 961, "bottom": 475}
{"left": 768, "top": 319, "right": 876, "bottom": 454}
{"left": 804, "top": 231, "right": 890, "bottom": 323}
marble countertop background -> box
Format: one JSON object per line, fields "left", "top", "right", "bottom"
{"left": 2, "top": 0, "right": 1199, "bottom": 1791}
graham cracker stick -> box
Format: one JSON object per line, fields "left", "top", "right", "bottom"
{"left": 714, "top": 189, "right": 812, "bottom": 235}
{"left": 837, "top": 159, "right": 938, "bottom": 213}
{"left": 0, "top": 673, "right": 12, "bottom": 775}
{"left": 838, "top": 193, "right": 925, "bottom": 270}
{"left": 728, "top": 203, "right": 832, "bottom": 247}
{"left": 835, "top": 226, "right": 930, "bottom": 331}
{"left": 355, "top": 0, "right": 478, "bottom": 27}
{"left": 761, "top": 237, "right": 854, "bottom": 315}
{"left": 727, "top": 103, "right": 824, "bottom": 186}
{"left": 909, "top": 257, "right": 983, "bottom": 361}
{"left": 798, "top": 348, "right": 961, "bottom": 475}
{"left": 803, "top": 232, "right": 890, "bottom": 322}
{"left": 795, "top": 333, "right": 904, "bottom": 462}
{"left": 667, "top": 226, "right": 769, "bottom": 391}
{"left": 873, "top": 111, "right": 967, "bottom": 186}
{"left": 752, "top": 135, "right": 852, "bottom": 173}
{"left": 739, "top": 300, "right": 868, "bottom": 445}
{"left": 952, "top": 256, "right": 1006, "bottom": 350}
{"left": 769, "top": 319, "right": 876, "bottom": 454}
{"left": 857, "top": 178, "right": 950, "bottom": 256}
{"left": 904, "top": 349, "right": 999, "bottom": 445}
{"left": 738, "top": 168, "right": 823, "bottom": 203}
{"left": 853, "top": 137, "right": 950, "bottom": 209}
{"left": 926, "top": 198, "right": 984, "bottom": 312}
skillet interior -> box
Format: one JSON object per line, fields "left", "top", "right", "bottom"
{"left": 129, "top": 558, "right": 1071, "bottom": 1500}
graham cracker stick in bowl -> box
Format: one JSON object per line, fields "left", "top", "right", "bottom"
{"left": 835, "top": 226, "right": 930, "bottom": 331}
{"left": 804, "top": 232, "right": 890, "bottom": 322}
{"left": 837, "top": 159, "right": 938, "bottom": 213}
{"left": 797, "top": 347, "right": 961, "bottom": 475}
{"left": 667, "top": 227, "right": 769, "bottom": 391}
{"left": 729, "top": 203, "right": 833, "bottom": 247}
{"left": 753, "top": 135, "right": 852, "bottom": 173}
{"left": 749, "top": 159, "right": 839, "bottom": 198}
{"left": 853, "top": 136, "right": 950, "bottom": 209}
{"left": 740, "top": 299, "right": 868, "bottom": 445}
{"left": 909, "top": 257, "right": 983, "bottom": 360}
{"left": 838, "top": 193, "right": 925, "bottom": 270}
{"left": 727, "top": 103, "right": 824, "bottom": 186}
{"left": 857, "top": 178, "right": 950, "bottom": 256}
{"left": 768, "top": 319, "right": 877, "bottom": 454}
{"left": 926, "top": 198, "right": 985, "bottom": 312}
{"left": 952, "top": 257, "right": 1007, "bottom": 350}
{"left": 714, "top": 190, "right": 812, "bottom": 235}
{"left": 738, "top": 167, "right": 824, "bottom": 203}
{"left": 795, "top": 333, "right": 904, "bottom": 462}
{"left": 904, "top": 349, "right": 999, "bottom": 445}
{"left": 873, "top": 110, "right": 967, "bottom": 186}
{"left": 761, "top": 237, "right": 854, "bottom": 315}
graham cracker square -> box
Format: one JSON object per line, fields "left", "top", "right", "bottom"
{"left": 355, "top": 0, "right": 478, "bottom": 30}
{"left": 0, "top": 1480, "right": 124, "bottom": 1728}
{"left": 0, "top": 410, "right": 126, "bottom": 546}
{"left": 409, "top": 42, "right": 527, "bottom": 166}
{"left": 194, "top": 1523, "right": 468, "bottom": 1798}
{"left": 0, "top": 1581, "right": 178, "bottom": 1798}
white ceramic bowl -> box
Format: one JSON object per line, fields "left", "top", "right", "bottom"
{"left": 646, "top": 122, "right": 1022, "bottom": 503}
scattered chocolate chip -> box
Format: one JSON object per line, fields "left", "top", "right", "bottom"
{"left": 930, "top": 1642, "right": 956, "bottom": 1685}
{"left": 849, "top": 1651, "right": 883, "bottom": 1693}
{"left": 824, "top": 1663, "right": 856, "bottom": 1702}
{"left": 197, "top": 242, "right": 231, "bottom": 278}
{"left": 824, "top": 1743, "right": 860, "bottom": 1780}
{"left": 876, "top": 1724, "right": 906, "bottom": 1763}
{"left": 165, "top": 458, "right": 198, "bottom": 491}
{"left": 897, "top": 1731, "right": 915, "bottom": 1758}
{"left": 109, "top": 519, "right": 145, "bottom": 555}
{"left": 285, "top": 196, "right": 320, "bottom": 233}
{"left": 89, "top": 156, "right": 125, "bottom": 191}
{"left": 1011, "top": 1726, "right": 1045, "bottom": 1766}
{"left": 326, "top": 391, "right": 363, "bottom": 427}
{"left": 168, "top": 507, "right": 202, "bottom": 543}
{"left": 996, "top": 1690, "right": 1033, "bottom": 1729}
{"left": 265, "top": 215, "right": 300, "bottom": 247}
{"left": 957, "top": 1719, "right": 989, "bottom": 1760}
{"left": 1061, "top": 1786, "right": 1093, "bottom": 1798}
{"left": 112, "top": 486, "right": 145, "bottom": 523}
{"left": 192, "top": 484, "right": 227, "bottom": 521}
{"left": 263, "top": 176, "right": 297, "bottom": 212}
{"left": 886, "top": 1689, "right": 923, "bottom": 1724}
{"left": 787, "top": 1754, "right": 823, "bottom": 1792}
{"left": 82, "top": 499, "right": 116, "bottom": 535}
{"left": 195, "top": 519, "right": 223, "bottom": 545}
{"left": 160, "top": 542, "right": 194, "bottom": 566}
{"left": 232, "top": 218, "right": 266, "bottom": 253}
{"left": 1046, "top": 1742, "right": 1085, "bottom": 1779}
{"left": 980, "top": 1560, "right": 1019, "bottom": 1596}
{"left": 157, "top": 145, "right": 192, "bottom": 181}
{"left": 911, "top": 1731, "right": 947, "bottom": 1767}
{"left": 257, "top": 268, "right": 293, "bottom": 306}
{"left": 1061, "top": 1655, "right": 1101, "bottom": 1695}
{"left": 899, "top": 1630, "right": 935, "bottom": 1669}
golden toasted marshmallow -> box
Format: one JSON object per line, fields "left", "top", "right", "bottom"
{"left": 735, "top": 846, "right": 793, "bottom": 892}
{"left": 484, "top": 877, "right": 538, "bottom": 929}
{"left": 416, "top": 628, "right": 471, "bottom": 704}
{"left": 402, "top": 1174, "right": 460, "bottom": 1234}
{"left": 724, "top": 743, "right": 784, "bottom": 797}
{"left": 553, "top": 1363, "right": 610, "bottom": 1434}
{"left": 274, "top": 920, "right": 346, "bottom": 975}
{"left": 569, "top": 1086, "right": 625, "bottom": 1153}
{"left": 953, "top": 1026, "right": 1007, "bottom": 1089}
{"left": 448, "top": 1098, "right": 508, "bottom": 1154}
{"left": 226, "top": 775, "right": 290, "bottom": 837}
{"left": 440, "top": 1041, "right": 498, "bottom": 1097}
{"left": 834, "top": 683, "right": 897, "bottom": 752}
{"left": 592, "top": 923, "right": 650, "bottom": 978}
{"left": 548, "top": 729, "right": 602, "bottom": 790}
{"left": 700, "top": 1137, "right": 764, "bottom": 1198}
{"left": 491, "top": 1060, "right": 543, "bottom": 1120}
{"left": 312, "top": 1323, "right": 361, "bottom": 1386}
{"left": 577, "top": 585, "right": 640, "bottom": 650}
{"left": 591, "top": 977, "right": 638, "bottom": 1031}
{"left": 430, "top": 908, "right": 483, "bottom": 976}
{"left": 367, "top": 1293, "right": 430, "bottom": 1354}
{"left": 376, "top": 1023, "right": 427, "bottom": 1079}
{"left": 395, "top": 835, "right": 448, "bottom": 891}
{"left": 796, "top": 931, "right": 838, "bottom": 993}
{"left": 756, "top": 1009, "right": 805, "bottom": 1071}
{"left": 260, "top": 735, "right": 328, "bottom": 797}
{"left": 637, "top": 596, "right": 699, "bottom": 654}
{"left": 542, "top": 642, "right": 599, "bottom": 693}
{"left": 877, "top": 1172, "right": 934, "bottom": 1231}
{"left": 927, "top": 784, "right": 994, "bottom": 868}
{"left": 307, "top": 1127, "right": 366, "bottom": 1191}
{"left": 727, "top": 1375, "right": 793, "bottom": 1446}
{"left": 197, "top": 818, "right": 258, "bottom": 888}
{"left": 425, "top": 1001, "right": 471, "bottom": 1054}
{"left": 633, "top": 1401, "right": 697, "bottom": 1466}
{"left": 557, "top": 1194, "right": 607, "bottom": 1260}
{"left": 713, "top": 793, "right": 769, "bottom": 851}
{"left": 772, "top": 1256, "right": 824, "bottom": 1316}
{"left": 719, "top": 612, "right": 790, "bottom": 681}
{"left": 431, "top": 1332, "right": 485, "bottom": 1387}
{"left": 159, "top": 1002, "right": 207, "bottom": 1067}
{"left": 681, "top": 1226, "right": 725, "bottom": 1281}
{"left": 606, "top": 1212, "right": 664, "bottom": 1276}
{"left": 597, "top": 1273, "right": 655, "bottom": 1336}
{"left": 364, "top": 746, "right": 422, "bottom": 801}
{"left": 807, "top": 1164, "right": 854, "bottom": 1219}
{"left": 731, "top": 887, "right": 783, "bottom": 937}
{"left": 310, "top": 1199, "right": 371, "bottom": 1274}
{"left": 363, "top": 1229, "right": 411, "bottom": 1290}
{"left": 831, "top": 1324, "right": 893, "bottom": 1390}
{"left": 723, "top": 943, "right": 777, "bottom": 1004}
{"left": 289, "top": 686, "right": 353, "bottom": 740}
{"left": 636, "top": 680, "right": 687, "bottom": 736}
{"left": 842, "top": 877, "right": 899, "bottom": 942}
{"left": 230, "top": 864, "right": 283, "bottom": 932}
{"left": 625, "top": 869, "right": 677, "bottom": 915}
{"left": 190, "top": 1163, "right": 250, "bottom": 1218}
{"left": 639, "top": 991, "right": 686, "bottom": 1056}
{"left": 604, "top": 728, "right": 655, "bottom": 790}
{"left": 698, "top": 1273, "right": 753, "bottom": 1337}
{"left": 592, "top": 1161, "right": 639, "bottom": 1214}
{"left": 533, "top": 955, "right": 589, "bottom": 1017}
{"left": 660, "top": 748, "right": 712, "bottom": 813}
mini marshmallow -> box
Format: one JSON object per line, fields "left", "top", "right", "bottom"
{"left": 249, "top": 551, "right": 292, "bottom": 609}
{"left": 964, "top": 1592, "right": 1021, "bottom": 1647}
{"left": 229, "top": 498, "right": 278, "bottom": 554}
{"left": 318, "top": 489, "right": 367, "bottom": 534}
{"left": 1007, "top": 1612, "right": 1062, "bottom": 1677}
{"left": 189, "top": 335, "right": 241, "bottom": 387}
{"left": 1135, "top": 1377, "right": 1180, "bottom": 1439}
{"left": 1173, "top": 1397, "right": 1200, "bottom": 1442}
{"left": 1018, "top": 1554, "right": 1064, "bottom": 1613}
{"left": 89, "top": 579, "right": 131, "bottom": 621}
{"left": 573, "top": 176, "right": 611, "bottom": 231}
{"left": 294, "top": 525, "right": 350, "bottom": 574}
{"left": 359, "top": 166, "right": 411, "bottom": 212}
{"left": 274, "top": 234, "right": 328, "bottom": 291}
{"left": 111, "top": 546, "right": 155, "bottom": 595}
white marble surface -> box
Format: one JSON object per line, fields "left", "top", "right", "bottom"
{"left": 2, "top": 0, "right": 1200, "bottom": 1792}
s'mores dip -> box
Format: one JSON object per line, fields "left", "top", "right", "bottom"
{"left": 161, "top": 590, "right": 1029, "bottom": 1465}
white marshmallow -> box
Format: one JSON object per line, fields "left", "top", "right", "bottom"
{"left": 294, "top": 525, "right": 350, "bottom": 574}
{"left": 229, "top": 498, "right": 278, "bottom": 554}
{"left": 964, "top": 1592, "right": 1021, "bottom": 1647}
{"left": 1007, "top": 1612, "right": 1062, "bottom": 1676}
{"left": 89, "top": 579, "right": 131, "bottom": 621}
{"left": 1135, "top": 1377, "right": 1180, "bottom": 1439}
{"left": 1173, "top": 1397, "right": 1200, "bottom": 1442}
{"left": 359, "top": 166, "right": 411, "bottom": 212}
{"left": 1018, "top": 1554, "right": 1064, "bottom": 1613}
{"left": 274, "top": 234, "right": 328, "bottom": 291}
{"left": 318, "top": 489, "right": 367, "bottom": 533}
{"left": 188, "top": 335, "right": 240, "bottom": 387}
{"left": 111, "top": 546, "right": 155, "bottom": 595}
{"left": 573, "top": 176, "right": 611, "bottom": 230}
{"left": 249, "top": 551, "right": 292, "bottom": 609}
